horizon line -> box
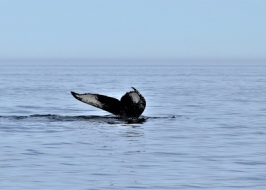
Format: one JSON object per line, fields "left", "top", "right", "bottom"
{"left": 1, "top": 57, "right": 266, "bottom": 63}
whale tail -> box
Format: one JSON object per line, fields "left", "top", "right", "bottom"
{"left": 120, "top": 87, "right": 146, "bottom": 117}
{"left": 71, "top": 91, "right": 124, "bottom": 116}
{"left": 71, "top": 87, "right": 146, "bottom": 118}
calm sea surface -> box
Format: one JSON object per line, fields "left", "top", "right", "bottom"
{"left": 0, "top": 62, "right": 266, "bottom": 189}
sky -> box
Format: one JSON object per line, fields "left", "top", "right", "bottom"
{"left": 0, "top": 0, "right": 266, "bottom": 60}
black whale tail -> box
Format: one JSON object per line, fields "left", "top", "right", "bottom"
{"left": 120, "top": 87, "right": 146, "bottom": 118}
{"left": 71, "top": 87, "right": 146, "bottom": 118}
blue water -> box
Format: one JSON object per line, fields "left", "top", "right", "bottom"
{"left": 1, "top": 62, "right": 266, "bottom": 189}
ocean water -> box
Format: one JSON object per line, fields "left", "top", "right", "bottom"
{"left": 0, "top": 61, "right": 266, "bottom": 189}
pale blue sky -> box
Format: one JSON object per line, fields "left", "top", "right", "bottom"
{"left": 0, "top": 0, "right": 265, "bottom": 60}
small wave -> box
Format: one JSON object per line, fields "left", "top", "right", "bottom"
{"left": 0, "top": 114, "right": 180, "bottom": 124}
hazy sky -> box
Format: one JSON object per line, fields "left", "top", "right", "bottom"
{"left": 0, "top": 0, "right": 265, "bottom": 60}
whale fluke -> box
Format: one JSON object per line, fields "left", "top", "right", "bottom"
{"left": 71, "top": 87, "right": 146, "bottom": 118}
